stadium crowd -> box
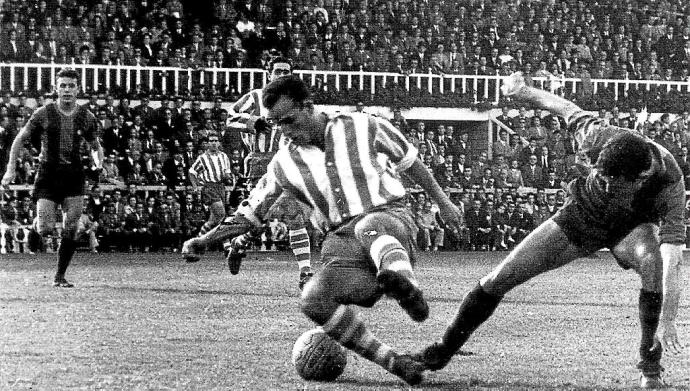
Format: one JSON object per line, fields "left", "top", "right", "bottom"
{"left": 3, "top": 0, "right": 690, "bottom": 253}
{"left": 2, "top": 0, "right": 690, "bottom": 81}
{"left": 3, "top": 93, "right": 690, "bottom": 254}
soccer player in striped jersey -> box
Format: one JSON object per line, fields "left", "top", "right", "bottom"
{"left": 187, "top": 132, "right": 232, "bottom": 248}
{"left": 1, "top": 68, "right": 102, "bottom": 287}
{"left": 225, "top": 56, "right": 313, "bottom": 287}
{"left": 182, "top": 76, "right": 463, "bottom": 385}
{"left": 413, "top": 72, "right": 685, "bottom": 389}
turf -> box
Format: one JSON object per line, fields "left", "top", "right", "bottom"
{"left": 1, "top": 250, "right": 688, "bottom": 390}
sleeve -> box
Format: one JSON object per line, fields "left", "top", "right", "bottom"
{"left": 24, "top": 106, "right": 45, "bottom": 137}
{"left": 82, "top": 108, "right": 98, "bottom": 143}
{"left": 227, "top": 90, "right": 261, "bottom": 134}
{"left": 566, "top": 111, "right": 625, "bottom": 161}
{"left": 221, "top": 152, "right": 232, "bottom": 175}
{"left": 188, "top": 155, "right": 204, "bottom": 176}
{"left": 372, "top": 115, "right": 418, "bottom": 172}
{"left": 235, "top": 169, "right": 284, "bottom": 226}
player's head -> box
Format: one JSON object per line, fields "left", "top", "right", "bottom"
{"left": 56, "top": 68, "right": 79, "bottom": 106}
{"left": 205, "top": 132, "right": 220, "bottom": 152}
{"left": 268, "top": 57, "right": 292, "bottom": 81}
{"left": 595, "top": 132, "right": 652, "bottom": 192}
{"left": 263, "top": 75, "right": 318, "bottom": 146}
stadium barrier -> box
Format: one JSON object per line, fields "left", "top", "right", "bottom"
{"left": 3, "top": 63, "right": 690, "bottom": 103}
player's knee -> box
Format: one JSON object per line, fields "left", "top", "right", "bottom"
{"left": 300, "top": 285, "right": 338, "bottom": 324}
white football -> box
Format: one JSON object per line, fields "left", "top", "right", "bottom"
{"left": 292, "top": 328, "right": 347, "bottom": 381}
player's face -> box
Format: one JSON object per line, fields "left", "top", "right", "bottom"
{"left": 57, "top": 76, "right": 79, "bottom": 105}
{"left": 268, "top": 62, "right": 292, "bottom": 81}
{"left": 207, "top": 137, "right": 220, "bottom": 152}
{"left": 597, "top": 171, "right": 648, "bottom": 197}
{"left": 267, "top": 97, "right": 315, "bottom": 146}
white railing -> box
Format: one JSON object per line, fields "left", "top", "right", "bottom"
{"left": 3, "top": 63, "right": 690, "bottom": 103}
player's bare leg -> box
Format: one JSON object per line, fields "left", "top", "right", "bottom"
{"left": 611, "top": 224, "right": 666, "bottom": 388}
{"left": 182, "top": 215, "right": 253, "bottom": 262}
{"left": 301, "top": 256, "right": 425, "bottom": 385}
{"left": 501, "top": 72, "right": 581, "bottom": 120}
{"left": 354, "top": 212, "right": 429, "bottom": 322}
{"left": 415, "top": 219, "right": 587, "bottom": 369}
{"left": 37, "top": 197, "right": 83, "bottom": 287}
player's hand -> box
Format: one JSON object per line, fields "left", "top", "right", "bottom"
{"left": 658, "top": 321, "right": 684, "bottom": 355}
{"left": 500, "top": 72, "right": 526, "bottom": 96}
{"left": 1, "top": 168, "right": 16, "bottom": 187}
{"left": 438, "top": 202, "right": 463, "bottom": 234}
{"left": 254, "top": 117, "right": 269, "bottom": 133}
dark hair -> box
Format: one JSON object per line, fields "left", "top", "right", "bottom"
{"left": 56, "top": 68, "right": 79, "bottom": 80}
{"left": 596, "top": 132, "right": 652, "bottom": 180}
{"left": 262, "top": 75, "right": 310, "bottom": 110}
{"left": 269, "top": 56, "right": 292, "bottom": 70}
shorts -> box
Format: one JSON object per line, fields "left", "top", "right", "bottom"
{"left": 245, "top": 152, "right": 275, "bottom": 180}
{"left": 322, "top": 204, "right": 419, "bottom": 269}
{"left": 202, "top": 182, "right": 226, "bottom": 205}
{"left": 553, "top": 178, "right": 654, "bottom": 251}
{"left": 311, "top": 205, "right": 419, "bottom": 308}
{"left": 33, "top": 164, "right": 86, "bottom": 202}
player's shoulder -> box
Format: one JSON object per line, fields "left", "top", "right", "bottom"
{"left": 30, "top": 103, "right": 52, "bottom": 118}
{"left": 77, "top": 104, "right": 97, "bottom": 120}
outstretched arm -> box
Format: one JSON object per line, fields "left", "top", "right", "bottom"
{"left": 404, "top": 158, "right": 463, "bottom": 233}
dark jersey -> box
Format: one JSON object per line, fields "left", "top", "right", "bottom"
{"left": 557, "top": 112, "right": 686, "bottom": 245}
{"left": 26, "top": 103, "right": 98, "bottom": 166}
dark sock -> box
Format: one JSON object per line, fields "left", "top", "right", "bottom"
{"left": 441, "top": 283, "right": 502, "bottom": 352}
{"left": 637, "top": 289, "right": 663, "bottom": 375}
{"left": 56, "top": 238, "right": 77, "bottom": 279}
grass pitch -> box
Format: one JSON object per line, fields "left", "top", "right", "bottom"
{"left": 1, "top": 250, "right": 689, "bottom": 390}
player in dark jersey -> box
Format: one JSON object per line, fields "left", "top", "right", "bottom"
{"left": 2, "top": 68, "right": 102, "bottom": 287}
{"left": 413, "top": 73, "right": 685, "bottom": 389}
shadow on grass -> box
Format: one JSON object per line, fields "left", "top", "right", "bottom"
{"left": 335, "top": 375, "right": 625, "bottom": 390}
{"left": 101, "top": 285, "right": 294, "bottom": 298}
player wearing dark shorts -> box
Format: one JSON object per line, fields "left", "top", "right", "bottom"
{"left": 413, "top": 72, "right": 685, "bottom": 389}
{"left": 182, "top": 76, "right": 464, "bottom": 385}
{"left": 2, "top": 68, "right": 102, "bottom": 287}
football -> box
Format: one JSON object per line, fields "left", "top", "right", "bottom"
{"left": 291, "top": 328, "right": 347, "bottom": 381}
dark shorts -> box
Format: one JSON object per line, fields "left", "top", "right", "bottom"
{"left": 553, "top": 178, "right": 654, "bottom": 251}
{"left": 33, "top": 164, "right": 86, "bottom": 202}
{"left": 322, "top": 204, "right": 419, "bottom": 269}
{"left": 311, "top": 205, "right": 419, "bottom": 307}
{"left": 201, "top": 182, "right": 226, "bottom": 205}
{"left": 245, "top": 152, "right": 275, "bottom": 180}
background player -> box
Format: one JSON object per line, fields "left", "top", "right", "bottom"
{"left": 187, "top": 132, "right": 231, "bottom": 244}
{"left": 223, "top": 56, "right": 313, "bottom": 286}
{"left": 183, "top": 76, "right": 464, "bottom": 385}
{"left": 414, "top": 72, "right": 685, "bottom": 389}
{"left": 1, "top": 68, "right": 102, "bottom": 287}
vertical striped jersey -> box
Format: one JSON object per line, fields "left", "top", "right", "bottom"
{"left": 189, "top": 151, "right": 232, "bottom": 183}
{"left": 236, "top": 112, "right": 418, "bottom": 231}
{"left": 227, "top": 88, "right": 283, "bottom": 153}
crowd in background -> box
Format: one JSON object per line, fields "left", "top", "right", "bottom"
{"left": 3, "top": 92, "right": 690, "bottom": 253}
{"left": 2, "top": 0, "right": 690, "bottom": 81}
{"left": 4, "top": 0, "right": 690, "bottom": 253}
